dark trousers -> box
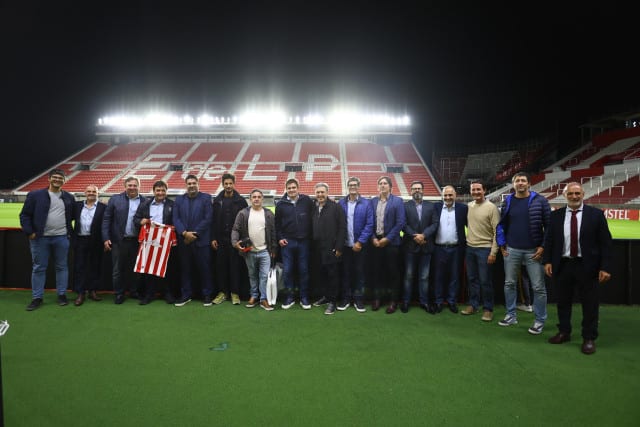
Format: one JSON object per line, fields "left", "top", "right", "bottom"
{"left": 434, "top": 245, "right": 462, "bottom": 305}
{"left": 142, "top": 247, "right": 177, "bottom": 299}
{"left": 178, "top": 243, "right": 212, "bottom": 299}
{"left": 111, "top": 238, "right": 141, "bottom": 296}
{"left": 554, "top": 258, "right": 599, "bottom": 340}
{"left": 340, "top": 246, "right": 367, "bottom": 303}
{"left": 73, "top": 237, "right": 103, "bottom": 294}
{"left": 215, "top": 240, "right": 242, "bottom": 295}
{"left": 371, "top": 244, "right": 401, "bottom": 301}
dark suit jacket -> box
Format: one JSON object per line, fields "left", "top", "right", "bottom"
{"left": 173, "top": 191, "right": 213, "bottom": 247}
{"left": 433, "top": 202, "right": 468, "bottom": 247}
{"left": 72, "top": 200, "right": 106, "bottom": 247}
{"left": 403, "top": 199, "right": 439, "bottom": 254}
{"left": 543, "top": 204, "right": 612, "bottom": 278}
{"left": 102, "top": 192, "right": 146, "bottom": 243}
{"left": 133, "top": 197, "right": 175, "bottom": 235}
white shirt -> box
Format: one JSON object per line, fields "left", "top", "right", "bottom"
{"left": 435, "top": 203, "right": 458, "bottom": 245}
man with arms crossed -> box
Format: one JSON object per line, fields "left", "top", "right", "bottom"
{"left": 543, "top": 182, "right": 612, "bottom": 354}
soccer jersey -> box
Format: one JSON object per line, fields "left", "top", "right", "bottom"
{"left": 134, "top": 222, "right": 177, "bottom": 278}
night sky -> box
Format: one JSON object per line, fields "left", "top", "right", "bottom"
{"left": 2, "top": 2, "right": 638, "bottom": 189}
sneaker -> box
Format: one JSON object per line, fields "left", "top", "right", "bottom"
{"left": 498, "top": 314, "right": 518, "bottom": 326}
{"left": 203, "top": 295, "right": 213, "bottom": 307}
{"left": 528, "top": 321, "right": 544, "bottom": 335}
{"left": 57, "top": 294, "right": 68, "bottom": 306}
{"left": 481, "top": 310, "right": 494, "bottom": 322}
{"left": 213, "top": 292, "right": 227, "bottom": 305}
{"left": 324, "top": 303, "right": 336, "bottom": 315}
{"left": 245, "top": 297, "right": 258, "bottom": 308}
{"left": 300, "top": 298, "right": 311, "bottom": 310}
{"left": 281, "top": 295, "right": 295, "bottom": 309}
{"left": 260, "top": 300, "right": 274, "bottom": 311}
{"left": 174, "top": 297, "right": 192, "bottom": 307}
{"left": 337, "top": 300, "right": 350, "bottom": 311}
{"left": 313, "top": 296, "right": 329, "bottom": 306}
{"left": 231, "top": 293, "right": 241, "bottom": 305}
{"left": 26, "top": 298, "right": 43, "bottom": 311}
{"left": 517, "top": 304, "right": 533, "bottom": 313}
{"left": 354, "top": 300, "right": 366, "bottom": 313}
{"left": 460, "top": 305, "right": 477, "bottom": 315}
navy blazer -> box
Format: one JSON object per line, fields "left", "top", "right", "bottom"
{"left": 173, "top": 191, "right": 213, "bottom": 247}
{"left": 133, "top": 197, "right": 175, "bottom": 235}
{"left": 72, "top": 200, "right": 106, "bottom": 247}
{"left": 433, "top": 202, "right": 468, "bottom": 247}
{"left": 403, "top": 199, "right": 439, "bottom": 254}
{"left": 543, "top": 204, "right": 612, "bottom": 278}
{"left": 370, "top": 193, "right": 406, "bottom": 246}
{"left": 102, "top": 192, "right": 146, "bottom": 243}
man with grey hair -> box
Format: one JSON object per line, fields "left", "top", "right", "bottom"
{"left": 311, "top": 183, "right": 346, "bottom": 315}
{"left": 103, "top": 176, "right": 145, "bottom": 304}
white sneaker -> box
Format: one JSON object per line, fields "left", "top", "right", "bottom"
{"left": 517, "top": 304, "right": 533, "bottom": 313}
{"left": 528, "top": 321, "right": 544, "bottom": 335}
{"left": 498, "top": 314, "right": 518, "bottom": 326}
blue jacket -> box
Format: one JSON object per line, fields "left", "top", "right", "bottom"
{"left": 370, "top": 193, "right": 406, "bottom": 247}
{"left": 173, "top": 191, "right": 213, "bottom": 247}
{"left": 20, "top": 188, "right": 75, "bottom": 237}
{"left": 102, "top": 192, "right": 146, "bottom": 243}
{"left": 275, "top": 193, "right": 314, "bottom": 241}
{"left": 338, "top": 195, "right": 374, "bottom": 246}
{"left": 496, "top": 191, "right": 550, "bottom": 248}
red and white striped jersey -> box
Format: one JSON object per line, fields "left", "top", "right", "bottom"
{"left": 134, "top": 222, "right": 177, "bottom": 278}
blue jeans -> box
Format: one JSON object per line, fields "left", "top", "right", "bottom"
{"left": 244, "top": 249, "right": 270, "bottom": 300}
{"left": 29, "top": 235, "right": 70, "bottom": 299}
{"left": 465, "top": 246, "right": 494, "bottom": 311}
{"left": 340, "top": 246, "right": 367, "bottom": 302}
{"left": 503, "top": 246, "right": 547, "bottom": 323}
{"left": 433, "top": 245, "right": 462, "bottom": 305}
{"left": 281, "top": 239, "right": 310, "bottom": 300}
{"left": 403, "top": 250, "right": 432, "bottom": 305}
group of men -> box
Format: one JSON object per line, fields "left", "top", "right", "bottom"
{"left": 20, "top": 169, "right": 612, "bottom": 354}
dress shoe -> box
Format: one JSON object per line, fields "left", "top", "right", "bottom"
{"left": 386, "top": 302, "right": 397, "bottom": 314}
{"left": 129, "top": 291, "right": 140, "bottom": 299}
{"left": 448, "top": 303, "right": 458, "bottom": 314}
{"left": 74, "top": 293, "right": 85, "bottom": 306}
{"left": 400, "top": 302, "right": 409, "bottom": 313}
{"left": 419, "top": 303, "right": 428, "bottom": 312}
{"left": 139, "top": 296, "right": 152, "bottom": 305}
{"left": 581, "top": 339, "right": 596, "bottom": 355}
{"left": 88, "top": 291, "right": 102, "bottom": 301}
{"left": 548, "top": 332, "right": 571, "bottom": 344}
{"left": 427, "top": 304, "right": 437, "bottom": 315}
{"left": 114, "top": 294, "right": 125, "bottom": 304}
{"left": 436, "top": 303, "right": 443, "bottom": 313}
{"left": 371, "top": 299, "right": 381, "bottom": 311}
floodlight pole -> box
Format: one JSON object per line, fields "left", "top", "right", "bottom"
{"left": 0, "top": 320, "right": 9, "bottom": 427}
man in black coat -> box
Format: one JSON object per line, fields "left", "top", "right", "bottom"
{"left": 71, "top": 185, "right": 106, "bottom": 305}
{"left": 543, "top": 182, "right": 612, "bottom": 355}
{"left": 311, "top": 183, "right": 346, "bottom": 315}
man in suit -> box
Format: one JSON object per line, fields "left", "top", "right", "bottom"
{"left": 461, "top": 181, "right": 500, "bottom": 321}
{"left": 496, "top": 172, "right": 551, "bottom": 334}
{"left": 102, "top": 176, "right": 146, "bottom": 304}
{"left": 133, "top": 180, "right": 177, "bottom": 305}
{"left": 543, "top": 182, "right": 612, "bottom": 355}
{"left": 370, "top": 176, "right": 406, "bottom": 313}
{"left": 20, "top": 168, "right": 75, "bottom": 310}
{"left": 433, "top": 185, "right": 468, "bottom": 313}
{"left": 337, "top": 176, "right": 373, "bottom": 313}
{"left": 71, "top": 184, "right": 106, "bottom": 306}
{"left": 402, "top": 181, "right": 439, "bottom": 313}
{"left": 173, "top": 174, "right": 214, "bottom": 307}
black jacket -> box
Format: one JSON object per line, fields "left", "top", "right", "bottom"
{"left": 211, "top": 190, "right": 248, "bottom": 242}
{"left": 312, "top": 199, "right": 346, "bottom": 263}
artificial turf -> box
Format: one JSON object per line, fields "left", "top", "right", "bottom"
{"left": 1, "top": 290, "right": 639, "bottom": 426}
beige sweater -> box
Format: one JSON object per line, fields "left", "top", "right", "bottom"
{"left": 466, "top": 199, "right": 500, "bottom": 256}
